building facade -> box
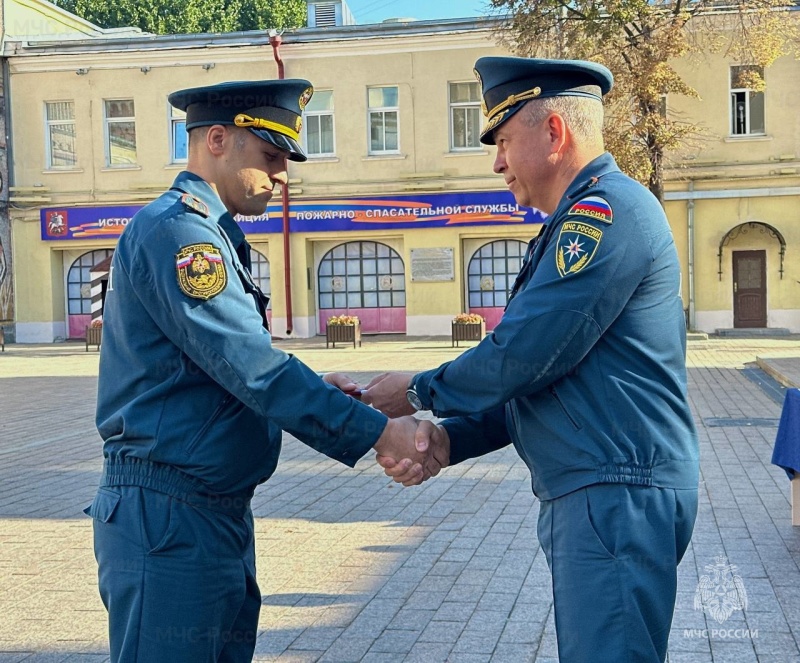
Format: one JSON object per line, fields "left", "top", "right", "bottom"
{"left": 4, "top": 2, "right": 799, "bottom": 342}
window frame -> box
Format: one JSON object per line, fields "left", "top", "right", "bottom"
{"left": 729, "top": 66, "right": 765, "bottom": 137}
{"left": 367, "top": 86, "right": 400, "bottom": 156}
{"left": 103, "top": 98, "right": 137, "bottom": 167}
{"left": 302, "top": 89, "right": 336, "bottom": 158}
{"left": 169, "top": 105, "right": 188, "bottom": 164}
{"left": 448, "top": 81, "right": 482, "bottom": 151}
{"left": 44, "top": 100, "right": 77, "bottom": 169}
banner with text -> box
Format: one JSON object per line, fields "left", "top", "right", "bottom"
{"left": 41, "top": 191, "right": 545, "bottom": 241}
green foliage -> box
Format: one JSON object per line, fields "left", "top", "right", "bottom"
{"left": 53, "top": 0, "right": 306, "bottom": 35}
{"left": 488, "top": 0, "right": 800, "bottom": 200}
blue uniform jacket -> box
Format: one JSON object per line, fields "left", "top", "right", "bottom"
{"left": 96, "top": 172, "right": 387, "bottom": 498}
{"left": 413, "top": 154, "right": 699, "bottom": 500}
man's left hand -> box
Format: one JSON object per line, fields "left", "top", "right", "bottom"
{"left": 322, "top": 372, "right": 363, "bottom": 400}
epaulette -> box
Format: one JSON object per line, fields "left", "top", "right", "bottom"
{"left": 180, "top": 193, "right": 210, "bottom": 218}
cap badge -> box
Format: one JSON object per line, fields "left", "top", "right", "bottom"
{"left": 298, "top": 86, "right": 314, "bottom": 111}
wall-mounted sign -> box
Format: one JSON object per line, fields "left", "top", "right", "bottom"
{"left": 410, "top": 247, "right": 455, "bottom": 282}
{"left": 41, "top": 190, "right": 546, "bottom": 241}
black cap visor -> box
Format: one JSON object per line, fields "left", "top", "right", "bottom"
{"left": 249, "top": 128, "right": 307, "bottom": 162}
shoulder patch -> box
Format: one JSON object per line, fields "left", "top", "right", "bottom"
{"left": 567, "top": 196, "right": 613, "bottom": 225}
{"left": 175, "top": 243, "right": 227, "bottom": 300}
{"left": 180, "top": 193, "right": 209, "bottom": 218}
{"left": 556, "top": 221, "right": 603, "bottom": 278}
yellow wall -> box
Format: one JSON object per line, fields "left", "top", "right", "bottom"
{"left": 6, "top": 17, "right": 800, "bottom": 340}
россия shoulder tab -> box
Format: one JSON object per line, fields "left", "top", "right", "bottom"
{"left": 567, "top": 195, "right": 613, "bottom": 225}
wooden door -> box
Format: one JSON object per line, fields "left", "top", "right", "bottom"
{"left": 733, "top": 250, "right": 766, "bottom": 328}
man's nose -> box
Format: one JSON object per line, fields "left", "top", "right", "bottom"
{"left": 270, "top": 169, "right": 288, "bottom": 186}
{"left": 493, "top": 151, "right": 506, "bottom": 174}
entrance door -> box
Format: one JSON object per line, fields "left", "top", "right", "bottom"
{"left": 733, "top": 250, "right": 766, "bottom": 328}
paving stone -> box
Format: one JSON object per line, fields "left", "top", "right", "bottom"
{"left": 2, "top": 339, "right": 800, "bottom": 662}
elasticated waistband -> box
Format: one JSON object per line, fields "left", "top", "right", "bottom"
{"left": 101, "top": 456, "right": 253, "bottom": 518}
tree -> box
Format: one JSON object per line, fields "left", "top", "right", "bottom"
{"left": 53, "top": 0, "right": 306, "bottom": 36}
{"left": 488, "top": 0, "right": 800, "bottom": 202}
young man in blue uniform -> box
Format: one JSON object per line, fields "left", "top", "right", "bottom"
{"left": 365, "top": 57, "right": 700, "bottom": 662}
{"left": 85, "top": 79, "right": 446, "bottom": 663}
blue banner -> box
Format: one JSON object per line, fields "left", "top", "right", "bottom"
{"left": 41, "top": 190, "right": 544, "bottom": 241}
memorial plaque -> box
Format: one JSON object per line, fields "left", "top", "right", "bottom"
{"left": 410, "top": 248, "right": 454, "bottom": 282}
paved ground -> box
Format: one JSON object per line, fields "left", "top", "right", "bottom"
{"left": 1, "top": 334, "right": 800, "bottom": 662}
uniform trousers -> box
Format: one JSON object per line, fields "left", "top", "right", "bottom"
{"left": 86, "top": 486, "right": 260, "bottom": 663}
{"left": 537, "top": 483, "right": 698, "bottom": 663}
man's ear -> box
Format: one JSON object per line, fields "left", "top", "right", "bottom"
{"left": 546, "top": 113, "right": 568, "bottom": 154}
{"left": 206, "top": 125, "right": 227, "bottom": 156}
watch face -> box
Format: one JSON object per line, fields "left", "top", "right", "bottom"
{"left": 406, "top": 389, "right": 423, "bottom": 411}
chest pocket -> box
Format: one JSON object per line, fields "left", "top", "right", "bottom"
{"left": 236, "top": 266, "right": 270, "bottom": 332}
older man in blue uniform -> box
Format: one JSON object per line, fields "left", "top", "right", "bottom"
{"left": 366, "top": 58, "right": 700, "bottom": 662}
{"left": 85, "top": 80, "right": 445, "bottom": 663}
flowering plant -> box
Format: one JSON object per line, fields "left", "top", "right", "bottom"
{"left": 90, "top": 318, "right": 103, "bottom": 328}
{"left": 327, "top": 315, "right": 360, "bottom": 326}
{"left": 452, "top": 313, "right": 484, "bottom": 324}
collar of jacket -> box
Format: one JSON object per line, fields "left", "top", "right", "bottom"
{"left": 170, "top": 171, "right": 247, "bottom": 250}
{"left": 564, "top": 152, "right": 620, "bottom": 204}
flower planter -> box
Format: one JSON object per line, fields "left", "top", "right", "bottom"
{"left": 451, "top": 320, "right": 485, "bottom": 347}
{"left": 326, "top": 321, "right": 362, "bottom": 349}
{"left": 85, "top": 325, "right": 102, "bottom": 351}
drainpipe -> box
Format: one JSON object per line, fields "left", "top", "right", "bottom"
{"left": 687, "top": 180, "right": 696, "bottom": 331}
{"left": 269, "top": 30, "right": 293, "bottom": 336}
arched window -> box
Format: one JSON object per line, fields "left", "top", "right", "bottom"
{"left": 67, "top": 248, "right": 114, "bottom": 339}
{"left": 318, "top": 241, "right": 406, "bottom": 333}
{"left": 67, "top": 249, "right": 114, "bottom": 315}
{"left": 467, "top": 239, "right": 527, "bottom": 330}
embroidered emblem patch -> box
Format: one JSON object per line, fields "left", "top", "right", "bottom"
{"left": 567, "top": 196, "right": 613, "bottom": 225}
{"left": 175, "top": 244, "right": 227, "bottom": 300}
{"left": 180, "top": 193, "right": 209, "bottom": 218}
{"left": 556, "top": 221, "right": 603, "bottom": 278}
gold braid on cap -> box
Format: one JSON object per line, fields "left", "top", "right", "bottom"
{"left": 484, "top": 86, "right": 542, "bottom": 120}
{"left": 234, "top": 113, "right": 301, "bottom": 141}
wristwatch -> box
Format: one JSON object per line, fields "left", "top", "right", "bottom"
{"left": 406, "top": 379, "right": 424, "bottom": 411}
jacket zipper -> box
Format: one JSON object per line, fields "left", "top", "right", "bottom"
{"left": 548, "top": 385, "right": 582, "bottom": 430}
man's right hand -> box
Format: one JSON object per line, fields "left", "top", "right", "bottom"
{"left": 375, "top": 419, "right": 450, "bottom": 487}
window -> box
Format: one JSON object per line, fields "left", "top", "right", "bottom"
{"left": 249, "top": 248, "right": 271, "bottom": 308}
{"left": 170, "top": 106, "right": 188, "bottom": 163}
{"left": 730, "top": 66, "right": 765, "bottom": 136}
{"left": 449, "top": 82, "right": 482, "bottom": 150}
{"left": 468, "top": 240, "right": 526, "bottom": 308}
{"left": 45, "top": 101, "right": 77, "bottom": 168}
{"left": 67, "top": 249, "right": 114, "bottom": 315}
{"left": 368, "top": 86, "right": 399, "bottom": 154}
{"left": 303, "top": 90, "right": 335, "bottom": 157}
{"left": 104, "top": 99, "right": 137, "bottom": 166}
{"left": 318, "top": 241, "right": 405, "bottom": 309}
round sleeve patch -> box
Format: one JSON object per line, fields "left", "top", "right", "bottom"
{"left": 175, "top": 243, "right": 227, "bottom": 299}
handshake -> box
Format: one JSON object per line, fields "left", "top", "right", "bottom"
{"left": 324, "top": 372, "right": 449, "bottom": 487}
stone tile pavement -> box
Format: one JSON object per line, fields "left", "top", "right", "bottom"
{"left": 1, "top": 335, "right": 800, "bottom": 662}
